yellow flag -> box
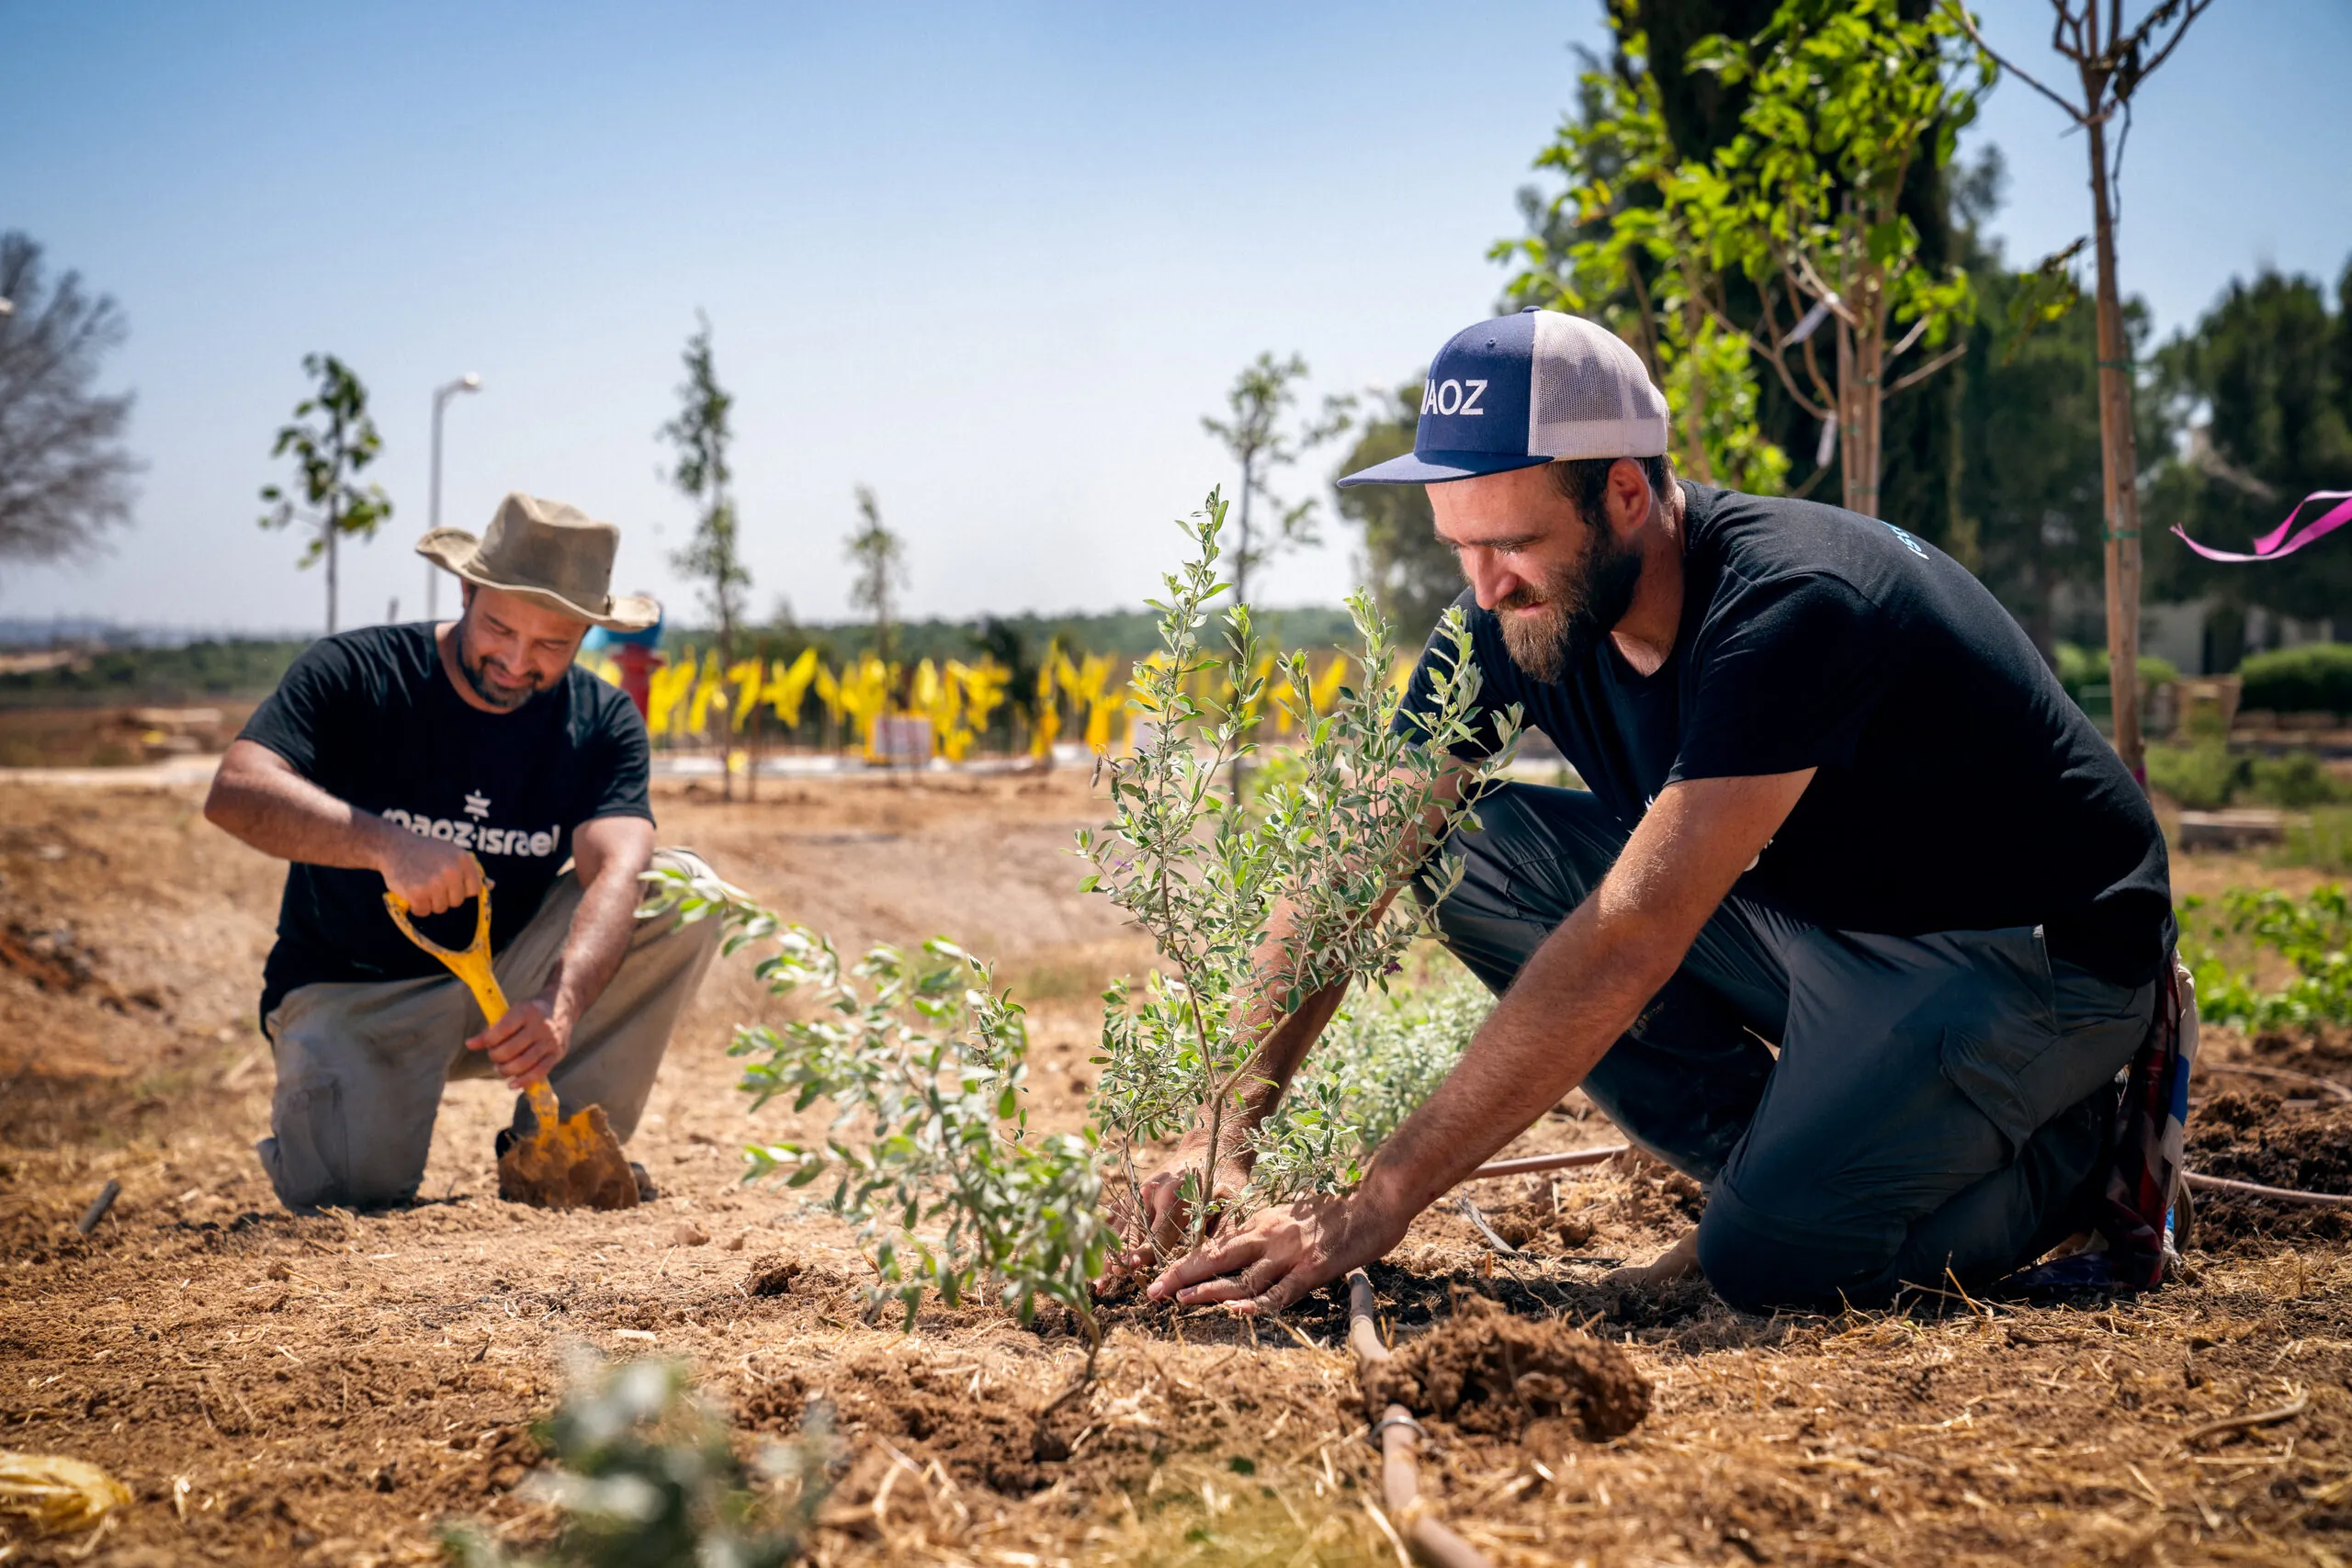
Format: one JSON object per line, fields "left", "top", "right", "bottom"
{"left": 728, "top": 658, "right": 763, "bottom": 731}
{"left": 646, "top": 651, "right": 698, "bottom": 738}
{"left": 767, "top": 648, "right": 820, "bottom": 727}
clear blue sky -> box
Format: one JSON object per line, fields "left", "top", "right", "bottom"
{"left": 5, "top": 0, "right": 2346, "bottom": 635}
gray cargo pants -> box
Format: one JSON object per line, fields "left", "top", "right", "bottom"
{"left": 1426, "top": 784, "right": 2155, "bottom": 1312}
{"left": 257, "top": 848, "right": 724, "bottom": 1213}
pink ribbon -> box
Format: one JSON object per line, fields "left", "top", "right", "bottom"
{"left": 2171, "top": 490, "right": 2352, "bottom": 563}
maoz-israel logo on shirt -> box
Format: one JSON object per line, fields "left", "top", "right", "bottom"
{"left": 381, "top": 802, "right": 557, "bottom": 858}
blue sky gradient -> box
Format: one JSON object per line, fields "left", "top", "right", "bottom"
{"left": 5, "top": 0, "right": 2346, "bottom": 634}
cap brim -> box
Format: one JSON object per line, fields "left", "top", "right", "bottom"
{"left": 1335, "top": 450, "right": 1552, "bottom": 487}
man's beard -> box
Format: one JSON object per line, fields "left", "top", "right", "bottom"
{"left": 457, "top": 627, "right": 549, "bottom": 711}
{"left": 1496, "top": 529, "right": 1644, "bottom": 683}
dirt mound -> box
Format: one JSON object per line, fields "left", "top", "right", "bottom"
{"left": 2188, "top": 1089, "right": 2352, "bottom": 1253}
{"left": 2245, "top": 1021, "right": 2352, "bottom": 1076}
{"left": 1364, "top": 1294, "right": 1650, "bottom": 1441}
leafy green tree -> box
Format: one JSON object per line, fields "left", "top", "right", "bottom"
{"left": 2143, "top": 265, "right": 2352, "bottom": 653}
{"left": 842, "top": 484, "right": 908, "bottom": 663}
{"left": 1202, "top": 353, "right": 1351, "bottom": 609}
{"left": 1676, "top": 0, "right": 1991, "bottom": 520}
{"left": 1333, "top": 381, "right": 1461, "bottom": 646}
{"left": 259, "top": 353, "right": 390, "bottom": 635}
{"left": 660, "top": 312, "right": 750, "bottom": 665}
{"left": 0, "top": 232, "right": 140, "bottom": 578}
{"left": 1493, "top": 5, "right": 1788, "bottom": 495}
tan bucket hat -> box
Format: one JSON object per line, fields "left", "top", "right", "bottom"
{"left": 416, "top": 493, "right": 661, "bottom": 631}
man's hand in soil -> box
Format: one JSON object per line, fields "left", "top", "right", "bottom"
{"left": 377, "top": 830, "right": 483, "bottom": 917}
{"left": 468, "top": 987, "right": 570, "bottom": 1090}
{"left": 1102, "top": 1133, "right": 1253, "bottom": 1283}
{"left": 1145, "top": 1183, "right": 1412, "bottom": 1316}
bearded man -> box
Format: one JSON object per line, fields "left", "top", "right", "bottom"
{"left": 1131, "top": 309, "right": 2180, "bottom": 1315}
{"left": 207, "top": 494, "right": 722, "bottom": 1213}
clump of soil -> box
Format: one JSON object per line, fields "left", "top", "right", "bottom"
{"left": 2188, "top": 1089, "right": 2352, "bottom": 1253}
{"left": 1364, "top": 1294, "right": 1650, "bottom": 1441}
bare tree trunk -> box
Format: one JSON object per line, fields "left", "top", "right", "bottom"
{"left": 325, "top": 495, "right": 340, "bottom": 635}
{"left": 1679, "top": 284, "right": 1715, "bottom": 485}
{"left": 1232, "top": 455, "right": 1256, "bottom": 611}
{"left": 2086, "top": 112, "right": 2145, "bottom": 782}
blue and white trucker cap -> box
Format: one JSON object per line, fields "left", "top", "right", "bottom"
{"left": 1338, "top": 308, "right": 1670, "bottom": 487}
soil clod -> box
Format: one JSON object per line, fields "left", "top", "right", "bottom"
{"left": 1363, "top": 1293, "right": 1651, "bottom": 1441}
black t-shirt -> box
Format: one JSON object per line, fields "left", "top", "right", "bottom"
{"left": 238, "top": 624, "right": 655, "bottom": 1025}
{"left": 1400, "top": 482, "right": 2174, "bottom": 987}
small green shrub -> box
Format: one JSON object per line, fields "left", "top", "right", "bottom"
{"left": 2053, "top": 643, "right": 2180, "bottom": 700}
{"left": 2146, "top": 739, "right": 2244, "bottom": 809}
{"left": 2245, "top": 750, "right": 2349, "bottom": 808}
{"left": 1247, "top": 971, "right": 1492, "bottom": 1201}
{"left": 441, "top": 1355, "right": 832, "bottom": 1568}
{"left": 641, "top": 871, "right": 1109, "bottom": 1334}
{"left": 2272, "top": 807, "right": 2352, "bottom": 876}
{"left": 2147, "top": 741, "right": 2346, "bottom": 812}
{"left": 2177, "top": 885, "right": 2352, "bottom": 1031}
{"left": 2239, "top": 642, "right": 2352, "bottom": 715}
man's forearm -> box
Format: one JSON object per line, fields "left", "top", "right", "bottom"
{"left": 1361, "top": 898, "right": 1679, "bottom": 1217}
{"left": 541, "top": 861, "right": 643, "bottom": 1029}
{"left": 205, "top": 745, "right": 401, "bottom": 872}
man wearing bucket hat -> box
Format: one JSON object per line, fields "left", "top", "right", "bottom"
{"left": 1133, "top": 309, "right": 2180, "bottom": 1315}
{"left": 206, "top": 493, "right": 724, "bottom": 1213}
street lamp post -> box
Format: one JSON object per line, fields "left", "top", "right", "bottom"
{"left": 427, "top": 372, "right": 482, "bottom": 620}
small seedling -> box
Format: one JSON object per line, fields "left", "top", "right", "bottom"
{"left": 440, "top": 1352, "right": 832, "bottom": 1568}
{"left": 642, "top": 871, "right": 1110, "bottom": 1337}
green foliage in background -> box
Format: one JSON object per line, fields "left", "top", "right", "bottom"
{"left": 1491, "top": 2, "right": 1789, "bottom": 495}
{"left": 2147, "top": 740, "right": 2346, "bottom": 813}
{"left": 1247, "top": 970, "right": 1492, "bottom": 1202}
{"left": 0, "top": 638, "right": 304, "bottom": 708}
{"left": 2143, "top": 265, "right": 2352, "bottom": 641}
{"left": 2278, "top": 809, "right": 2352, "bottom": 877}
{"left": 2178, "top": 885, "right": 2352, "bottom": 1032}
{"left": 1079, "top": 491, "right": 1517, "bottom": 1254}
{"left": 1674, "top": 0, "right": 1988, "bottom": 517}
{"left": 1201, "top": 353, "right": 1351, "bottom": 611}
{"left": 661, "top": 312, "right": 752, "bottom": 665}
{"left": 640, "top": 870, "right": 1109, "bottom": 1334}
{"left": 259, "top": 352, "right": 390, "bottom": 635}
{"left": 2052, "top": 642, "right": 2180, "bottom": 701}
{"left": 2238, "top": 644, "right": 2352, "bottom": 715}
{"left": 442, "top": 1355, "right": 831, "bottom": 1568}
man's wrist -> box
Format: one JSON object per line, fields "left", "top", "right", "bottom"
{"left": 1357, "top": 1152, "right": 1433, "bottom": 1221}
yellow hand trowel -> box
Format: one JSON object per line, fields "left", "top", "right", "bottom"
{"left": 383, "top": 872, "right": 640, "bottom": 1212}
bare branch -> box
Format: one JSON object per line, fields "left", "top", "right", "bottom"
{"left": 1941, "top": 1, "right": 2086, "bottom": 123}
{"left": 1886, "top": 341, "right": 1969, "bottom": 394}
{"left": 2125, "top": 0, "right": 2211, "bottom": 87}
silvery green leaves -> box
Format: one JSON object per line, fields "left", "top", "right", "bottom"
{"left": 641, "top": 866, "right": 1109, "bottom": 1334}
{"left": 1079, "top": 491, "right": 1518, "bottom": 1253}
{"left": 438, "top": 1351, "right": 831, "bottom": 1568}
{"left": 1246, "top": 973, "right": 1494, "bottom": 1201}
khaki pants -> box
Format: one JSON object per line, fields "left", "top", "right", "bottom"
{"left": 257, "top": 848, "right": 723, "bottom": 1212}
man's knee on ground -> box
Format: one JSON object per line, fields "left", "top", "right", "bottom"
{"left": 258, "top": 1137, "right": 422, "bottom": 1214}
{"left": 1695, "top": 1199, "right": 1895, "bottom": 1315}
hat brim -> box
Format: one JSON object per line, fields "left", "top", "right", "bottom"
{"left": 1335, "top": 450, "right": 1553, "bottom": 488}
{"left": 415, "top": 530, "right": 662, "bottom": 632}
